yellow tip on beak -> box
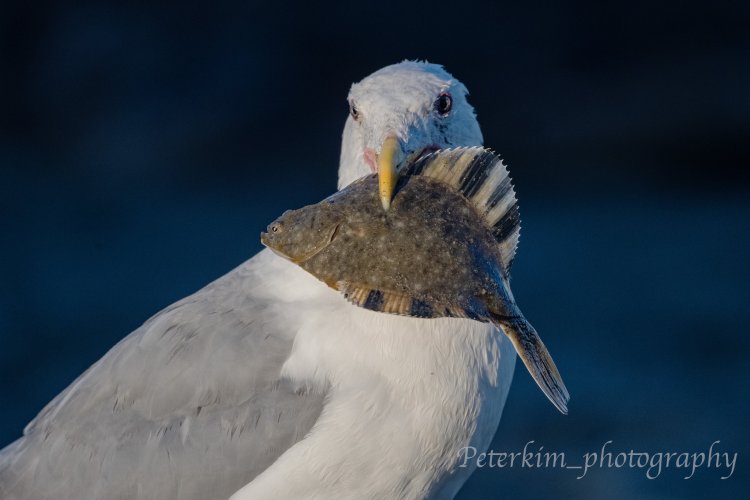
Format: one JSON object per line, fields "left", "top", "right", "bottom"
{"left": 378, "top": 135, "right": 400, "bottom": 210}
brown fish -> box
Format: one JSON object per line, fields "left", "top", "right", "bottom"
{"left": 261, "top": 148, "right": 569, "bottom": 414}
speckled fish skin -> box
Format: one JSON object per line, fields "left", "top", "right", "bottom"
{"left": 261, "top": 148, "right": 570, "bottom": 414}
{"left": 264, "top": 175, "right": 516, "bottom": 318}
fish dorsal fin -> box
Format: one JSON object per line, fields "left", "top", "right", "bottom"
{"left": 404, "top": 147, "right": 521, "bottom": 273}
{"left": 336, "top": 281, "right": 473, "bottom": 319}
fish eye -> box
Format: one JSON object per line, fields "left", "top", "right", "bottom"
{"left": 349, "top": 101, "right": 360, "bottom": 121}
{"left": 270, "top": 223, "right": 282, "bottom": 233}
{"left": 434, "top": 93, "right": 452, "bottom": 116}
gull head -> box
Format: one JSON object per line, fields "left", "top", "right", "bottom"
{"left": 338, "top": 61, "right": 484, "bottom": 208}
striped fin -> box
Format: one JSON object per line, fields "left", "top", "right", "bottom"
{"left": 494, "top": 315, "right": 570, "bottom": 414}
{"left": 335, "top": 282, "right": 470, "bottom": 319}
{"left": 405, "top": 147, "right": 520, "bottom": 273}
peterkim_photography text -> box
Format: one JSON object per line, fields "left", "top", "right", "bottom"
{"left": 457, "top": 440, "right": 737, "bottom": 480}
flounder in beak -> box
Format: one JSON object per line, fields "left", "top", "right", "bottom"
{"left": 261, "top": 148, "right": 570, "bottom": 414}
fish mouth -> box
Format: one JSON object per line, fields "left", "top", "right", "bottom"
{"left": 261, "top": 232, "right": 285, "bottom": 258}
{"left": 260, "top": 231, "right": 293, "bottom": 261}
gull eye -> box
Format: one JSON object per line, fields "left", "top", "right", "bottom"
{"left": 349, "top": 102, "right": 360, "bottom": 121}
{"left": 434, "top": 93, "right": 452, "bottom": 116}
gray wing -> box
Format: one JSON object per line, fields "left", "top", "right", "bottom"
{"left": 0, "top": 249, "right": 325, "bottom": 500}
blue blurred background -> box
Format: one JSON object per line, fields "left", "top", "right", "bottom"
{"left": 1, "top": 1, "right": 748, "bottom": 498}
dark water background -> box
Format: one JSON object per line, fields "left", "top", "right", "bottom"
{"left": 1, "top": 1, "right": 748, "bottom": 498}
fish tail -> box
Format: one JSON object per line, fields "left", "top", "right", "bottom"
{"left": 493, "top": 315, "right": 570, "bottom": 414}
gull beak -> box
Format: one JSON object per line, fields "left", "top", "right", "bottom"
{"left": 377, "top": 135, "right": 400, "bottom": 210}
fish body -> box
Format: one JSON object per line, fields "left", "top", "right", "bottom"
{"left": 262, "top": 148, "right": 569, "bottom": 413}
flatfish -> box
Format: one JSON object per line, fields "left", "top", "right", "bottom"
{"left": 261, "top": 148, "right": 569, "bottom": 413}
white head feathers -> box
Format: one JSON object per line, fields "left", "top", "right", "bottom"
{"left": 338, "top": 61, "right": 484, "bottom": 189}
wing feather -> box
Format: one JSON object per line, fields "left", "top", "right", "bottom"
{"left": 0, "top": 249, "right": 325, "bottom": 500}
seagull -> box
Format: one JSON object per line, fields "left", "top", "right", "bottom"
{"left": 0, "top": 61, "right": 517, "bottom": 499}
